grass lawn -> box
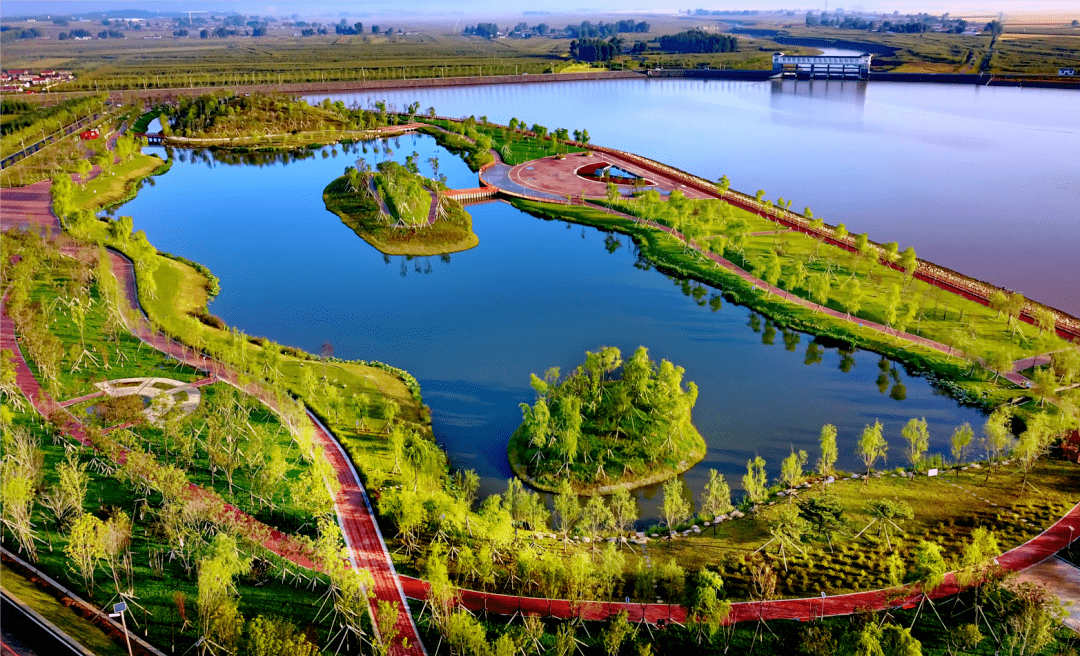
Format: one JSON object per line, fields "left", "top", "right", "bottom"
{"left": 0, "top": 563, "right": 130, "bottom": 656}
{"left": 324, "top": 175, "right": 479, "bottom": 256}
{"left": 69, "top": 153, "right": 166, "bottom": 211}
{"left": 642, "top": 459, "right": 1079, "bottom": 601}
{"left": 513, "top": 196, "right": 1052, "bottom": 411}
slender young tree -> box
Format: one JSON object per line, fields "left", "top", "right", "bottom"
{"left": 901, "top": 417, "right": 930, "bottom": 479}
{"left": 950, "top": 422, "right": 974, "bottom": 475}
{"left": 779, "top": 449, "right": 808, "bottom": 493}
{"left": 662, "top": 477, "right": 692, "bottom": 532}
{"left": 700, "top": 469, "right": 733, "bottom": 519}
{"left": 857, "top": 420, "right": 887, "bottom": 484}
{"left": 817, "top": 424, "right": 838, "bottom": 477}
{"left": 742, "top": 456, "right": 769, "bottom": 504}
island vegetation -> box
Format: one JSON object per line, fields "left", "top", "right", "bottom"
{"left": 323, "top": 159, "right": 478, "bottom": 255}
{"left": 509, "top": 346, "right": 706, "bottom": 493}
{"left": 2, "top": 91, "right": 1078, "bottom": 656}
{"left": 154, "top": 92, "right": 421, "bottom": 150}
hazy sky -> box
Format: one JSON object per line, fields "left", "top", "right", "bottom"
{"left": 2, "top": 0, "right": 1077, "bottom": 20}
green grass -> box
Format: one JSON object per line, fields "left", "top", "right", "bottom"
{"left": 0, "top": 411, "right": 336, "bottom": 656}
{"left": 513, "top": 195, "right": 1054, "bottom": 411}
{"left": 0, "top": 562, "right": 130, "bottom": 656}
{"left": 23, "top": 267, "right": 203, "bottom": 401}
{"left": 421, "top": 117, "right": 588, "bottom": 166}
{"left": 69, "top": 153, "right": 166, "bottom": 211}
{"left": 642, "top": 459, "right": 1079, "bottom": 600}
{"left": 324, "top": 174, "right": 479, "bottom": 256}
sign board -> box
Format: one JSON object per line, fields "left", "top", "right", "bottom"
{"left": 113, "top": 602, "right": 127, "bottom": 613}
{"left": 927, "top": 468, "right": 938, "bottom": 477}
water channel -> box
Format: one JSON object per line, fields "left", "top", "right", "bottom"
{"left": 119, "top": 128, "right": 989, "bottom": 520}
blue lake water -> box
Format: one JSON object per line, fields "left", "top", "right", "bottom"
{"left": 310, "top": 78, "right": 1080, "bottom": 316}
{"left": 117, "top": 132, "right": 988, "bottom": 519}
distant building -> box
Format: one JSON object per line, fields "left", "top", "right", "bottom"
{"left": 1059, "top": 68, "right": 1077, "bottom": 76}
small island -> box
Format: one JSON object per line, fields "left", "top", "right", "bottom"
{"left": 508, "top": 346, "right": 706, "bottom": 494}
{"left": 323, "top": 160, "right": 479, "bottom": 256}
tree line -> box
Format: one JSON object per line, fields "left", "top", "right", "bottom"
{"left": 658, "top": 30, "right": 739, "bottom": 54}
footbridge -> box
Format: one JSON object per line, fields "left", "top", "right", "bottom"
{"left": 772, "top": 52, "right": 872, "bottom": 79}
{"left": 441, "top": 186, "right": 497, "bottom": 203}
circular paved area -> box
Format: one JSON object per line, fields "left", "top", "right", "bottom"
{"left": 93, "top": 377, "right": 202, "bottom": 421}
{"left": 507, "top": 151, "right": 713, "bottom": 202}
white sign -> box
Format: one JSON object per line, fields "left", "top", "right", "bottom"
{"left": 927, "top": 468, "right": 939, "bottom": 477}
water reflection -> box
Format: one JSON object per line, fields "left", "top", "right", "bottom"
{"left": 308, "top": 81, "right": 1080, "bottom": 314}
{"left": 112, "top": 133, "right": 989, "bottom": 521}
{"left": 770, "top": 77, "right": 868, "bottom": 106}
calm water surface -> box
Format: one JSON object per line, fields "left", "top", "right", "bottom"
{"left": 120, "top": 134, "right": 987, "bottom": 520}
{"left": 311, "top": 79, "right": 1080, "bottom": 316}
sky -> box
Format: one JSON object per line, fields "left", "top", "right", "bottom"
{"left": 2, "top": 0, "right": 1077, "bottom": 20}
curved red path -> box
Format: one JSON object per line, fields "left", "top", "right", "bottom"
{"left": 393, "top": 501, "right": 1079, "bottom": 623}
{"left": 5, "top": 145, "right": 1077, "bottom": 635}
{"left": 102, "top": 252, "right": 426, "bottom": 656}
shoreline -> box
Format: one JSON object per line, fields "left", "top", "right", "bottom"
{"left": 11, "top": 68, "right": 1077, "bottom": 106}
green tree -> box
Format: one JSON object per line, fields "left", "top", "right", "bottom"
{"left": 689, "top": 569, "right": 730, "bottom": 644}
{"left": 809, "top": 272, "right": 831, "bottom": 311}
{"left": 841, "top": 278, "right": 864, "bottom": 319}
{"left": 817, "top": 424, "right": 838, "bottom": 477}
{"left": 780, "top": 449, "right": 808, "bottom": 492}
{"left": 65, "top": 512, "right": 105, "bottom": 593}
{"left": 197, "top": 533, "right": 251, "bottom": 652}
{"left": 608, "top": 486, "right": 638, "bottom": 535}
{"left": 581, "top": 493, "right": 613, "bottom": 543}
{"left": 553, "top": 479, "right": 580, "bottom": 539}
{"left": 601, "top": 610, "right": 635, "bottom": 656}
{"left": 662, "top": 477, "right": 692, "bottom": 530}
{"left": 982, "top": 405, "right": 1014, "bottom": 477}
{"left": 245, "top": 616, "right": 320, "bottom": 656}
{"left": 901, "top": 418, "right": 930, "bottom": 478}
{"left": 857, "top": 420, "right": 887, "bottom": 483}
{"left": 1013, "top": 412, "right": 1055, "bottom": 496}
{"left": 797, "top": 490, "right": 846, "bottom": 551}
{"left": 700, "top": 469, "right": 733, "bottom": 519}
{"left": 787, "top": 259, "right": 809, "bottom": 292}
{"left": 908, "top": 540, "right": 948, "bottom": 628}
{"left": 742, "top": 456, "right": 768, "bottom": 504}
{"left": 950, "top": 422, "right": 974, "bottom": 474}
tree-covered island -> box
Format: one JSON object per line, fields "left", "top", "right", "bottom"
{"left": 323, "top": 159, "right": 479, "bottom": 255}
{"left": 508, "top": 346, "right": 706, "bottom": 493}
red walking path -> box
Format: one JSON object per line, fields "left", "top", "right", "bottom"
{"left": 4, "top": 143, "right": 1077, "bottom": 640}
{"left": 0, "top": 243, "right": 425, "bottom": 654}
{"left": 392, "top": 500, "right": 1079, "bottom": 623}
{"left": 102, "top": 252, "right": 426, "bottom": 656}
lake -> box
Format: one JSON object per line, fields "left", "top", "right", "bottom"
{"left": 309, "top": 78, "right": 1080, "bottom": 317}
{"left": 120, "top": 129, "right": 987, "bottom": 520}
